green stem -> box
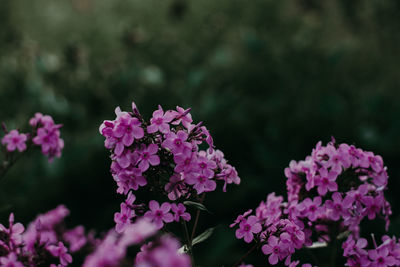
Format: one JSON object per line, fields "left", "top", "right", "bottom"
{"left": 232, "top": 243, "right": 258, "bottom": 267}
{"left": 182, "top": 221, "right": 195, "bottom": 266}
{"left": 191, "top": 193, "right": 205, "bottom": 240}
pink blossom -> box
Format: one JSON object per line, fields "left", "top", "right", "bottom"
{"left": 0, "top": 253, "right": 24, "bottom": 267}
{"left": 147, "top": 106, "right": 175, "bottom": 134}
{"left": 262, "top": 236, "right": 287, "bottom": 265}
{"left": 235, "top": 216, "right": 262, "bottom": 243}
{"left": 47, "top": 241, "right": 73, "bottom": 266}
{"left": 1, "top": 130, "right": 27, "bottom": 152}
{"left": 137, "top": 144, "right": 160, "bottom": 172}
{"left": 185, "top": 171, "right": 216, "bottom": 194}
{"left": 162, "top": 130, "right": 191, "bottom": 154}
{"left": 315, "top": 168, "right": 338, "bottom": 196}
{"left": 144, "top": 201, "right": 174, "bottom": 229}
{"left": 171, "top": 203, "right": 191, "bottom": 222}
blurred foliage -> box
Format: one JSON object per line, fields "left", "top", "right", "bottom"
{"left": 1, "top": 0, "right": 400, "bottom": 265}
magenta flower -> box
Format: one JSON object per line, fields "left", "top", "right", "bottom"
{"left": 195, "top": 154, "right": 217, "bottom": 177}
{"left": 164, "top": 174, "right": 189, "bottom": 201}
{"left": 0, "top": 213, "right": 25, "bottom": 247}
{"left": 63, "top": 226, "right": 87, "bottom": 253}
{"left": 0, "top": 253, "right": 24, "bottom": 267}
{"left": 114, "top": 192, "right": 136, "bottom": 233}
{"left": 32, "top": 124, "right": 64, "bottom": 161}
{"left": 262, "top": 236, "right": 287, "bottom": 265}
{"left": 368, "top": 247, "right": 396, "bottom": 267}
{"left": 147, "top": 105, "right": 175, "bottom": 134}
{"left": 298, "top": 197, "right": 323, "bottom": 221}
{"left": 47, "top": 241, "right": 73, "bottom": 266}
{"left": 171, "top": 106, "right": 193, "bottom": 129}
{"left": 315, "top": 168, "right": 338, "bottom": 196}
{"left": 185, "top": 172, "right": 216, "bottom": 194}
{"left": 137, "top": 144, "right": 160, "bottom": 172}
{"left": 113, "top": 114, "right": 144, "bottom": 147}
{"left": 235, "top": 215, "right": 262, "bottom": 243}
{"left": 1, "top": 130, "right": 27, "bottom": 152}
{"left": 144, "top": 201, "right": 174, "bottom": 229}
{"left": 325, "top": 192, "right": 354, "bottom": 221}
{"left": 362, "top": 195, "right": 384, "bottom": 220}
{"left": 173, "top": 150, "right": 195, "bottom": 173}
{"left": 162, "top": 130, "right": 191, "bottom": 154}
{"left": 171, "top": 203, "right": 191, "bottom": 222}
{"left": 230, "top": 209, "right": 253, "bottom": 228}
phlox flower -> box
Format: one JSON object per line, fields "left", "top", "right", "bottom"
{"left": 1, "top": 130, "right": 27, "bottom": 152}
{"left": 0, "top": 253, "right": 24, "bottom": 267}
{"left": 136, "top": 144, "right": 160, "bottom": 172}
{"left": 144, "top": 201, "right": 174, "bottom": 229}
{"left": 235, "top": 216, "right": 262, "bottom": 243}
{"left": 185, "top": 171, "right": 216, "bottom": 194}
{"left": 298, "top": 197, "right": 323, "bottom": 221}
{"left": 262, "top": 236, "right": 288, "bottom": 265}
{"left": 230, "top": 209, "right": 252, "bottom": 228}
{"left": 162, "top": 130, "right": 191, "bottom": 154}
{"left": 171, "top": 106, "right": 193, "bottom": 129}
{"left": 113, "top": 114, "right": 144, "bottom": 148}
{"left": 114, "top": 192, "right": 136, "bottom": 233}
{"left": 325, "top": 192, "right": 354, "bottom": 221}
{"left": 315, "top": 168, "right": 338, "bottom": 196}
{"left": 171, "top": 203, "right": 191, "bottom": 222}
{"left": 47, "top": 241, "right": 73, "bottom": 266}
{"left": 147, "top": 105, "right": 175, "bottom": 134}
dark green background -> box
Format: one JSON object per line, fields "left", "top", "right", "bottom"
{"left": 1, "top": 0, "right": 400, "bottom": 266}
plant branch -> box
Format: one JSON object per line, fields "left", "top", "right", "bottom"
{"left": 232, "top": 243, "right": 258, "bottom": 267}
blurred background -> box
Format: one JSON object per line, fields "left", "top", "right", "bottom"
{"left": 1, "top": 0, "right": 400, "bottom": 265}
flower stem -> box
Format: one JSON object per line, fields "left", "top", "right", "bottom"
{"left": 191, "top": 193, "right": 205, "bottom": 240}
{"left": 232, "top": 243, "right": 258, "bottom": 267}
{"left": 182, "top": 221, "right": 195, "bottom": 266}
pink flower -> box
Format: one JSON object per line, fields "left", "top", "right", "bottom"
{"left": 368, "top": 247, "right": 396, "bottom": 267}
{"left": 315, "top": 168, "right": 338, "bottom": 196}
{"left": 0, "top": 253, "right": 24, "bottom": 267}
{"left": 144, "top": 201, "right": 174, "bottom": 229}
{"left": 113, "top": 114, "right": 144, "bottom": 147}
{"left": 164, "top": 174, "right": 189, "bottom": 201}
{"left": 171, "top": 203, "right": 191, "bottom": 222}
{"left": 262, "top": 236, "right": 287, "bottom": 265}
{"left": 137, "top": 144, "right": 160, "bottom": 172}
{"left": 298, "top": 197, "right": 323, "bottom": 221}
{"left": 47, "top": 241, "right": 73, "bottom": 266}
{"left": 1, "top": 130, "right": 27, "bottom": 152}
{"left": 325, "top": 192, "right": 354, "bottom": 221}
{"left": 63, "top": 226, "right": 87, "bottom": 252}
{"left": 235, "top": 216, "right": 262, "bottom": 243}
{"left": 230, "top": 209, "right": 253, "bottom": 228}
{"left": 185, "top": 171, "right": 216, "bottom": 194}
{"left": 114, "top": 192, "right": 136, "bottom": 233}
{"left": 147, "top": 106, "right": 175, "bottom": 134}
{"left": 162, "top": 131, "right": 191, "bottom": 154}
{"left": 171, "top": 106, "right": 193, "bottom": 129}
{"left": 32, "top": 122, "right": 64, "bottom": 161}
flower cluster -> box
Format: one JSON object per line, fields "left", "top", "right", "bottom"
{"left": 99, "top": 102, "right": 240, "bottom": 232}
{"left": 231, "top": 193, "right": 311, "bottom": 266}
{"left": 135, "top": 235, "right": 191, "bottom": 267}
{"left": 0, "top": 205, "right": 89, "bottom": 266}
{"left": 232, "top": 140, "right": 393, "bottom": 266}
{"left": 285, "top": 140, "right": 391, "bottom": 236}
{"left": 342, "top": 234, "right": 400, "bottom": 266}
{"left": 82, "top": 217, "right": 189, "bottom": 267}
{"left": 1, "top": 113, "right": 64, "bottom": 162}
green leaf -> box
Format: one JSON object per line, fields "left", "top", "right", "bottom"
{"left": 183, "top": 201, "right": 211, "bottom": 213}
{"left": 192, "top": 227, "right": 214, "bottom": 246}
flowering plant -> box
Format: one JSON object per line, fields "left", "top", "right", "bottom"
{"left": 1, "top": 104, "right": 400, "bottom": 267}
